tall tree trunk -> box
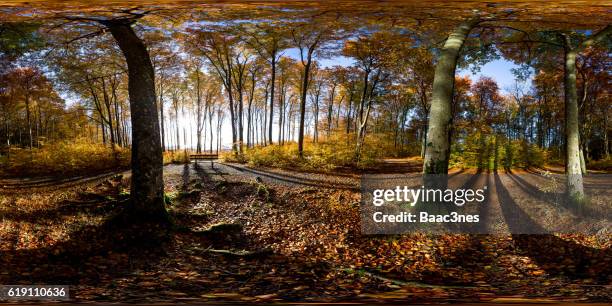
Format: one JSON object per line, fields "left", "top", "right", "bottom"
{"left": 268, "top": 56, "right": 275, "bottom": 144}
{"left": 263, "top": 82, "right": 269, "bottom": 146}
{"left": 422, "top": 16, "right": 479, "bottom": 176}
{"left": 247, "top": 71, "right": 256, "bottom": 149}
{"left": 104, "top": 20, "right": 167, "bottom": 221}
{"left": 113, "top": 91, "right": 123, "bottom": 147}
{"left": 420, "top": 127, "right": 427, "bottom": 158}
{"left": 158, "top": 76, "right": 166, "bottom": 152}
{"left": 313, "top": 91, "right": 319, "bottom": 143}
{"left": 346, "top": 91, "right": 353, "bottom": 135}
{"left": 25, "top": 92, "right": 33, "bottom": 150}
{"left": 579, "top": 147, "right": 587, "bottom": 174}
{"left": 605, "top": 106, "right": 610, "bottom": 159}
{"left": 237, "top": 91, "right": 244, "bottom": 153}
{"left": 111, "top": 77, "right": 123, "bottom": 147}
{"left": 327, "top": 84, "right": 336, "bottom": 138}
{"left": 101, "top": 118, "right": 107, "bottom": 144}
{"left": 175, "top": 105, "right": 180, "bottom": 151}
{"left": 101, "top": 78, "right": 116, "bottom": 148}
{"left": 208, "top": 104, "right": 214, "bottom": 153}
{"left": 278, "top": 90, "right": 284, "bottom": 144}
{"left": 297, "top": 55, "right": 312, "bottom": 156}
{"left": 195, "top": 68, "right": 204, "bottom": 154}
{"left": 562, "top": 38, "right": 585, "bottom": 204}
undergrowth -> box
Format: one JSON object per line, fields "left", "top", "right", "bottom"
{"left": 0, "top": 140, "right": 130, "bottom": 178}
{"left": 222, "top": 134, "right": 386, "bottom": 172}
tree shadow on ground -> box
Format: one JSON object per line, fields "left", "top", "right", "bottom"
{"left": 222, "top": 163, "right": 357, "bottom": 190}
{"left": 506, "top": 169, "right": 604, "bottom": 217}
{"left": 494, "top": 172, "right": 611, "bottom": 281}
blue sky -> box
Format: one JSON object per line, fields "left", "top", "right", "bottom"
{"left": 285, "top": 47, "right": 526, "bottom": 94}
{"left": 459, "top": 59, "right": 528, "bottom": 94}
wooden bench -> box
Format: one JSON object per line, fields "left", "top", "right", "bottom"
{"left": 190, "top": 153, "right": 219, "bottom": 168}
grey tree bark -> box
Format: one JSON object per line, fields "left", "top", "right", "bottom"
{"left": 297, "top": 52, "right": 313, "bottom": 156}
{"left": 562, "top": 43, "right": 585, "bottom": 203}
{"left": 103, "top": 20, "right": 167, "bottom": 221}
{"left": 422, "top": 17, "right": 480, "bottom": 176}
{"left": 560, "top": 26, "right": 610, "bottom": 205}
{"left": 268, "top": 56, "right": 276, "bottom": 144}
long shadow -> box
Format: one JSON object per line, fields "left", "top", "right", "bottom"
{"left": 474, "top": 171, "right": 492, "bottom": 234}
{"left": 494, "top": 173, "right": 611, "bottom": 280}
{"left": 432, "top": 171, "right": 495, "bottom": 279}
{"left": 193, "top": 161, "right": 223, "bottom": 183}
{"left": 0, "top": 169, "right": 127, "bottom": 191}
{"left": 507, "top": 171, "right": 603, "bottom": 217}
{"left": 526, "top": 168, "right": 612, "bottom": 189}
{"left": 221, "top": 163, "right": 358, "bottom": 190}
{"left": 411, "top": 171, "right": 493, "bottom": 283}
{"left": 506, "top": 171, "right": 565, "bottom": 207}
{"left": 361, "top": 160, "right": 422, "bottom": 174}
{"left": 182, "top": 163, "right": 191, "bottom": 190}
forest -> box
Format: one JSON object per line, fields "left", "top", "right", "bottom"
{"left": 0, "top": 1, "right": 610, "bottom": 304}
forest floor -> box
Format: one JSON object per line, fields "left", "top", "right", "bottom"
{"left": 0, "top": 161, "right": 610, "bottom": 304}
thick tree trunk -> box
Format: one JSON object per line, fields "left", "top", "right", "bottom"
{"left": 422, "top": 17, "right": 479, "bottom": 176}
{"left": 104, "top": 20, "right": 167, "bottom": 221}
{"left": 562, "top": 43, "right": 585, "bottom": 204}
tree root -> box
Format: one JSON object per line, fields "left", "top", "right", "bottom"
{"left": 192, "top": 222, "right": 243, "bottom": 236}
{"left": 205, "top": 247, "right": 272, "bottom": 258}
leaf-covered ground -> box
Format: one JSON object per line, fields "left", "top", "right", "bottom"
{"left": 0, "top": 163, "right": 610, "bottom": 303}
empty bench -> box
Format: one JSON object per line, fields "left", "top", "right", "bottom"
{"left": 190, "top": 153, "right": 219, "bottom": 168}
